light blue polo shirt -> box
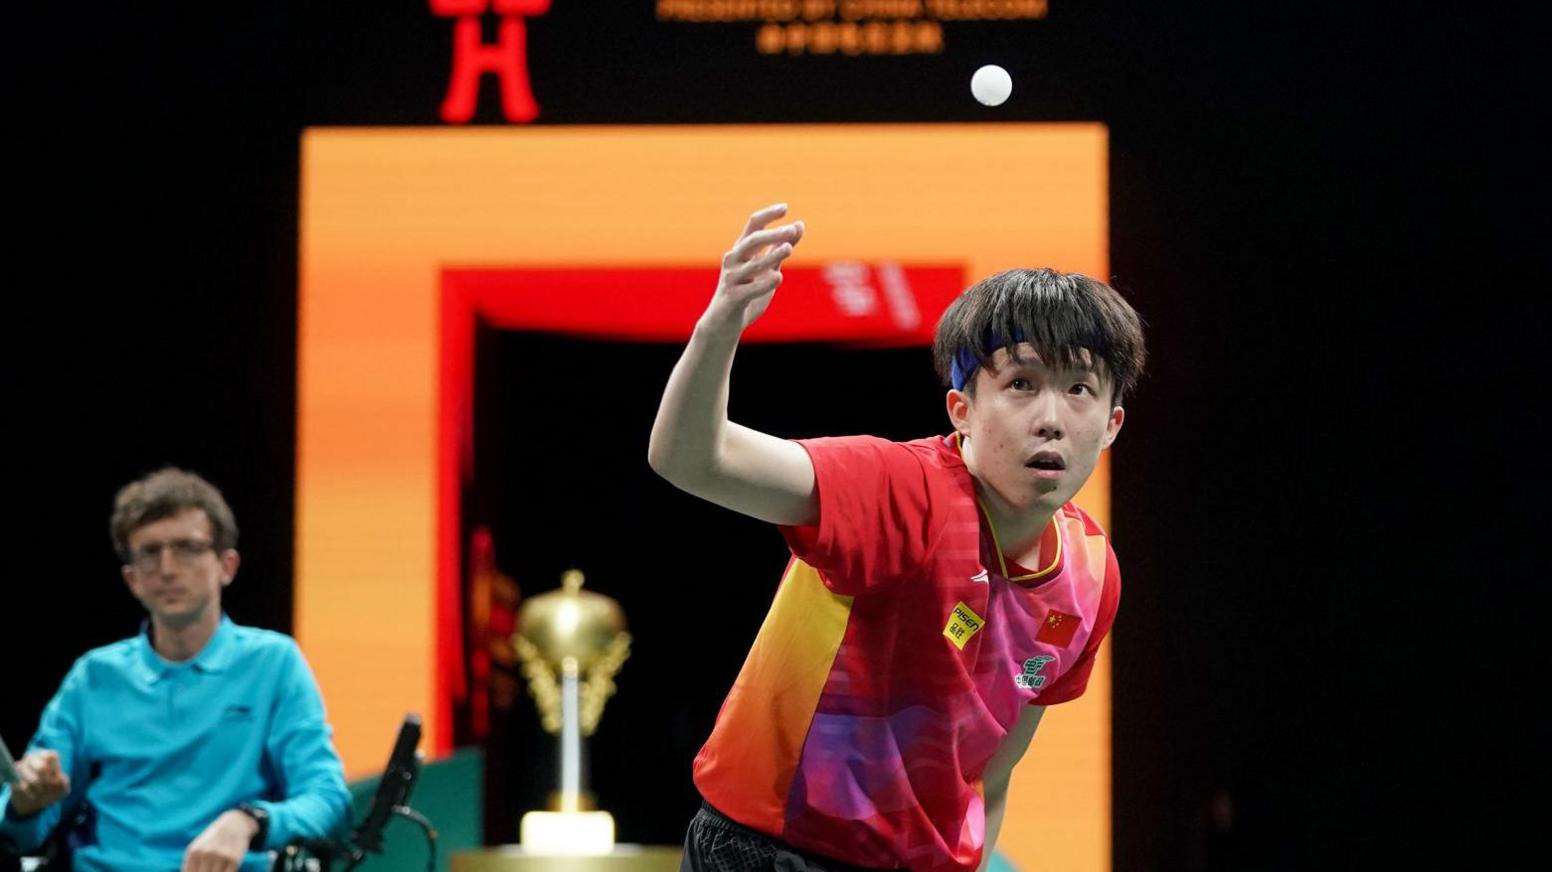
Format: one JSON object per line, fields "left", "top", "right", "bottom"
{"left": 1, "top": 616, "right": 350, "bottom": 871}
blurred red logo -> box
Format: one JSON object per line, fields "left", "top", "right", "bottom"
{"left": 431, "top": 0, "right": 551, "bottom": 123}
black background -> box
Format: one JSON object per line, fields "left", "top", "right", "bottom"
{"left": 6, "top": 2, "right": 1545, "bottom": 869}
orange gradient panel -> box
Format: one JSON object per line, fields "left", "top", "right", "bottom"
{"left": 299, "top": 125, "right": 1110, "bottom": 869}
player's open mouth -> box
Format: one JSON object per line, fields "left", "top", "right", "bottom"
{"left": 1025, "top": 452, "right": 1066, "bottom": 477}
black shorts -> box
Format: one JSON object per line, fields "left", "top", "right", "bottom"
{"left": 680, "top": 802, "right": 903, "bottom": 872}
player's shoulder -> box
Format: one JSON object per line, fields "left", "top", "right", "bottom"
{"left": 878, "top": 434, "right": 972, "bottom": 491}
{"left": 872, "top": 433, "right": 968, "bottom": 479}
{"left": 903, "top": 433, "right": 961, "bottom": 462}
{"left": 801, "top": 433, "right": 957, "bottom": 472}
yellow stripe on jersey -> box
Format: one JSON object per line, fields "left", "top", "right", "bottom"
{"left": 694, "top": 559, "right": 854, "bottom": 834}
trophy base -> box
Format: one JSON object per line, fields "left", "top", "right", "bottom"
{"left": 520, "top": 810, "right": 616, "bottom": 855}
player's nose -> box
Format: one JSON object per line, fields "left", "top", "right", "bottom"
{"left": 1031, "top": 393, "right": 1064, "bottom": 440}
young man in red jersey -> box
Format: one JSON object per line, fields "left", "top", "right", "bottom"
{"left": 649, "top": 204, "right": 1146, "bottom": 872}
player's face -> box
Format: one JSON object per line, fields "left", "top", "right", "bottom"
{"left": 950, "top": 345, "right": 1125, "bottom": 515}
{"left": 122, "top": 509, "right": 237, "bottom": 630}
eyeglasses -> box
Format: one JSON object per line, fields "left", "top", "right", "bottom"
{"left": 128, "top": 539, "right": 217, "bottom": 572}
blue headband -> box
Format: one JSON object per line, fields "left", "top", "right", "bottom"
{"left": 950, "top": 331, "right": 1025, "bottom": 391}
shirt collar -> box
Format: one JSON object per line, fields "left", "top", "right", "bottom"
{"left": 135, "top": 614, "right": 237, "bottom": 682}
{"left": 938, "top": 433, "right": 968, "bottom": 468}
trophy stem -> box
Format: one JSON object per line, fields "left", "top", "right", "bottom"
{"left": 559, "top": 656, "right": 583, "bottom": 812}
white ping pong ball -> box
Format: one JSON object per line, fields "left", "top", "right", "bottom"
{"left": 971, "top": 65, "right": 1013, "bottom": 107}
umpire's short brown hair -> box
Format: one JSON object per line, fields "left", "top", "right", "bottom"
{"left": 110, "top": 468, "right": 238, "bottom": 561}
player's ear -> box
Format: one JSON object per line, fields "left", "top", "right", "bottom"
{"left": 1101, "top": 405, "right": 1125, "bottom": 449}
{"left": 946, "top": 388, "right": 972, "bottom": 436}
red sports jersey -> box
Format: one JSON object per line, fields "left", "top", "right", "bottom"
{"left": 693, "top": 434, "right": 1121, "bottom": 872}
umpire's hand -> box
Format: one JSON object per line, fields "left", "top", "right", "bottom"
{"left": 6, "top": 751, "right": 70, "bottom": 817}
{"left": 181, "top": 810, "right": 259, "bottom": 872}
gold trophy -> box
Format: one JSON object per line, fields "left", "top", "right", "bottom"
{"left": 513, "top": 569, "right": 631, "bottom": 854}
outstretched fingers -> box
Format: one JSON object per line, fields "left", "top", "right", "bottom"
{"left": 707, "top": 204, "right": 807, "bottom": 328}
{"left": 738, "top": 203, "right": 789, "bottom": 241}
{"left": 723, "top": 254, "right": 786, "bottom": 307}
{"left": 727, "top": 221, "right": 804, "bottom": 267}
{"left": 730, "top": 239, "right": 794, "bottom": 283}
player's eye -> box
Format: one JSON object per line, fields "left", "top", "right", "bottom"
{"left": 1069, "top": 383, "right": 1094, "bottom": 395}
{"left": 1009, "top": 378, "right": 1031, "bottom": 391}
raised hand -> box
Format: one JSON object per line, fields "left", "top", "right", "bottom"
{"left": 701, "top": 203, "right": 805, "bottom": 335}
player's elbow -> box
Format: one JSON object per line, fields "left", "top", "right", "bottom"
{"left": 646, "top": 416, "right": 684, "bottom": 475}
{"left": 646, "top": 437, "right": 684, "bottom": 483}
{"left": 646, "top": 437, "right": 712, "bottom": 493}
{"left": 646, "top": 437, "right": 670, "bottom": 478}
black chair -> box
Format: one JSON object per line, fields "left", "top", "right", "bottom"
{"left": 274, "top": 714, "right": 435, "bottom": 872}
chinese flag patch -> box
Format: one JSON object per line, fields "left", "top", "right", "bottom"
{"left": 1036, "top": 610, "right": 1081, "bottom": 646}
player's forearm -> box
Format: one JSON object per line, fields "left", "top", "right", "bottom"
{"left": 647, "top": 316, "right": 742, "bottom": 489}
{"left": 979, "top": 783, "right": 1011, "bottom": 872}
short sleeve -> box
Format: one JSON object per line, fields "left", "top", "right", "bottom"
{"left": 778, "top": 435, "right": 938, "bottom": 596}
{"left": 1036, "top": 540, "right": 1122, "bottom": 705}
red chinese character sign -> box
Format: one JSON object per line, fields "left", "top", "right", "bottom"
{"left": 431, "top": 0, "right": 551, "bottom": 123}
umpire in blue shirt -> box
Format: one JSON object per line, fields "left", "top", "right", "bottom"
{"left": 1, "top": 468, "right": 351, "bottom": 871}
